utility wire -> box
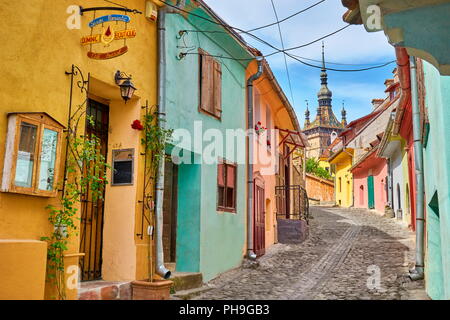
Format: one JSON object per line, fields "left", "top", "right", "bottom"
{"left": 270, "top": 0, "right": 295, "bottom": 105}
{"left": 164, "top": 1, "right": 397, "bottom": 72}
{"left": 245, "top": 0, "right": 326, "bottom": 33}
{"left": 264, "top": 25, "right": 351, "bottom": 57}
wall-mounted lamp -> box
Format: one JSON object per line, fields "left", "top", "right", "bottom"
{"left": 115, "top": 71, "right": 137, "bottom": 103}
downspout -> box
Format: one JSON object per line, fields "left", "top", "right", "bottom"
{"left": 393, "top": 48, "right": 411, "bottom": 136}
{"left": 154, "top": 7, "right": 171, "bottom": 279}
{"left": 247, "top": 56, "right": 263, "bottom": 260}
{"left": 409, "top": 56, "right": 425, "bottom": 281}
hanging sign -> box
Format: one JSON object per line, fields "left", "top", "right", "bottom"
{"left": 81, "top": 14, "right": 136, "bottom": 60}
{"left": 88, "top": 14, "right": 131, "bottom": 28}
{"left": 81, "top": 29, "right": 136, "bottom": 46}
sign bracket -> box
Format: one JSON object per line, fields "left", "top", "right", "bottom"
{"left": 79, "top": 6, "right": 142, "bottom": 15}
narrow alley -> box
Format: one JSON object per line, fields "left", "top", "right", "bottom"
{"left": 192, "top": 207, "right": 426, "bottom": 300}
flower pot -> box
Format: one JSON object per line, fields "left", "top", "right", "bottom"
{"left": 131, "top": 280, "right": 173, "bottom": 300}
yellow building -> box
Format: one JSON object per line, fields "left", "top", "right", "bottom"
{"left": 329, "top": 148, "right": 353, "bottom": 207}
{"left": 318, "top": 158, "right": 334, "bottom": 177}
{"left": 0, "top": 0, "right": 163, "bottom": 300}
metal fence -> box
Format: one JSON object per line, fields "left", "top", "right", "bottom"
{"left": 275, "top": 185, "right": 310, "bottom": 224}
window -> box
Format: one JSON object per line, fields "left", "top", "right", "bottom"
{"left": 217, "top": 160, "right": 237, "bottom": 212}
{"left": 360, "top": 185, "right": 364, "bottom": 205}
{"left": 199, "top": 49, "right": 222, "bottom": 119}
{"left": 1, "top": 113, "right": 64, "bottom": 197}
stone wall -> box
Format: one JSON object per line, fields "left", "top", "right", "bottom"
{"left": 305, "top": 174, "right": 334, "bottom": 203}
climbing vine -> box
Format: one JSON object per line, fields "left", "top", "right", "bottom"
{"left": 133, "top": 108, "right": 172, "bottom": 283}
{"left": 141, "top": 111, "right": 173, "bottom": 177}
{"left": 41, "top": 116, "right": 110, "bottom": 300}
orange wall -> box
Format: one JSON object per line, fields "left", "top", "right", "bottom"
{"left": 247, "top": 60, "right": 299, "bottom": 249}
{"left": 305, "top": 174, "right": 334, "bottom": 202}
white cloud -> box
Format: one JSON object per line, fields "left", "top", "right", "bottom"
{"left": 201, "top": 0, "right": 396, "bottom": 121}
{"left": 203, "top": 0, "right": 395, "bottom": 67}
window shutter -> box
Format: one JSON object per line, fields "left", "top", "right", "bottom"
{"left": 226, "top": 164, "right": 235, "bottom": 188}
{"left": 218, "top": 162, "right": 225, "bottom": 186}
{"left": 213, "top": 60, "right": 222, "bottom": 118}
{"left": 201, "top": 53, "right": 214, "bottom": 113}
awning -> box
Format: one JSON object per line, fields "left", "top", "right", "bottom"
{"left": 277, "top": 128, "right": 309, "bottom": 160}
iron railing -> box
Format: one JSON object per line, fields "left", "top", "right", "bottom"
{"left": 275, "top": 185, "right": 310, "bottom": 223}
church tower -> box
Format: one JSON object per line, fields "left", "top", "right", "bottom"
{"left": 341, "top": 102, "right": 348, "bottom": 127}
{"left": 303, "top": 43, "right": 345, "bottom": 159}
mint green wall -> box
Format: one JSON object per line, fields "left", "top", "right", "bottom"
{"left": 176, "top": 161, "right": 201, "bottom": 272}
{"left": 164, "top": 6, "right": 252, "bottom": 281}
{"left": 422, "top": 61, "right": 450, "bottom": 300}
{"left": 384, "top": 3, "right": 450, "bottom": 74}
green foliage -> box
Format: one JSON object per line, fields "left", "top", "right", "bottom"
{"left": 140, "top": 110, "right": 172, "bottom": 282}
{"left": 41, "top": 115, "right": 110, "bottom": 300}
{"left": 141, "top": 112, "right": 173, "bottom": 176}
{"left": 306, "top": 158, "right": 332, "bottom": 180}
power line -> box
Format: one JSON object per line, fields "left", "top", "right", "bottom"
{"left": 288, "top": 54, "right": 395, "bottom": 66}
{"left": 270, "top": 0, "right": 295, "bottom": 105}
{"left": 245, "top": 0, "right": 326, "bottom": 33}
{"left": 264, "top": 25, "right": 351, "bottom": 58}
{"left": 163, "top": 1, "right": 397, "bottom": 72}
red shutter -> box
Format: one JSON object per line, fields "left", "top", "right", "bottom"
{"left": 218, "top": 162, "right": 225, "bottom": 186}
{"left": 213, "top": 60, "right": 222, "bottom": 118}
{"left": 201, "top": 53, "right": 214, "bottom": 113}
{"left": 226, "top": 164, "right": 235, "bottom": 188}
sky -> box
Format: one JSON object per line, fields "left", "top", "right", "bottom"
{"left": 202, "top": 0, "right": 396, "bottom": 126}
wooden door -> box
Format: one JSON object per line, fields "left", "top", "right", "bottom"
{"left": 254, "top": 178, "right": 265, "bottom": 256}
{"left": 368, "top": 175, "right": 375, "bottom": 209}
{"left": 79, "top": 99, "right": 109, "bottom": 281}
{"left": 163, "top": 158, "right": 178, "bottom": 263}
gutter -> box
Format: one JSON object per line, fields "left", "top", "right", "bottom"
{"left": 262, "top": 60, "right": 301, "bottom": 132}
{"left": 154, "top": 7, "right": 171, "bottom": 280}
{"left": 409, "top": 56, "right": 425, "bottom": 281}
{"left": 246, "top": 56, "right": 264, "bottom": 260}
{"left": 393, "top": 47, "right": 411, "bottom": 136}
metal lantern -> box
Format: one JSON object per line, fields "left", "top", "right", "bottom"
{"left": 115, "top": 71, "right": 137, "bottom": 103}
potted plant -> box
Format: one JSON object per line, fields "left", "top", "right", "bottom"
{"left": 130, "top": 111, "right": 174, "bottom": 300}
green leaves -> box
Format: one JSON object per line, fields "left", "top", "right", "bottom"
{"left": 42, "top": 122, "right": 111, "bottom": 300}
{"left": 306, "top": 158, "right": 332, "bottom": 180}
{"left": 141, "top": 112, "right": 173, "bottom": 175}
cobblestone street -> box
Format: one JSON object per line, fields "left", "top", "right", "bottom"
{"left": 194, "top": 206, "right": 427, "bottom": 300}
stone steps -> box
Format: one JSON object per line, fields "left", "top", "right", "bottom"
{"left": 170, "top": 272, "right": 203, "bottom": 292}
{"left": 171, "top": 286, "right": 213, "bottom": 300}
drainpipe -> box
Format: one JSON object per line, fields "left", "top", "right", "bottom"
{"left": 409, "top": 56, "right": 425, "bottom": 281}
{"left": 154, "top": 7, "right": 171, "bottom": 280}
{"left": 247, "top": 56, "right": 263, "bottom": 260}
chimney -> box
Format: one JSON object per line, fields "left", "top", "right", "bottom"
{"left": 372, "top": 99, "right": 384, "bottom": 110}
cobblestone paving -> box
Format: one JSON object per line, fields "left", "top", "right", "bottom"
{"left": 195, "top": 206, "right": 427, "bottom": 300}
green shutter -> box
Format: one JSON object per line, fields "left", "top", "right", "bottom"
{"left": 368, "top": 176, "right": 375, "bottom": 209}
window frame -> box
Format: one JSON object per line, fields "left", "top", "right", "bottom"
{"left": 217, "top": 159, "right": 237, "bottom": 213}
{"left": 198, "top": 48, "right": 222, "bottom": 120}
{"left": 1, "top": 113, "right": 64, "bottom": 197}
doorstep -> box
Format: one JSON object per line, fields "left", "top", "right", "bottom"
{"left": 78, "top": 280, "right": 132, "bottom": 300}
{"left": 170, "top": 272, "right": 204, "bottom": 292}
